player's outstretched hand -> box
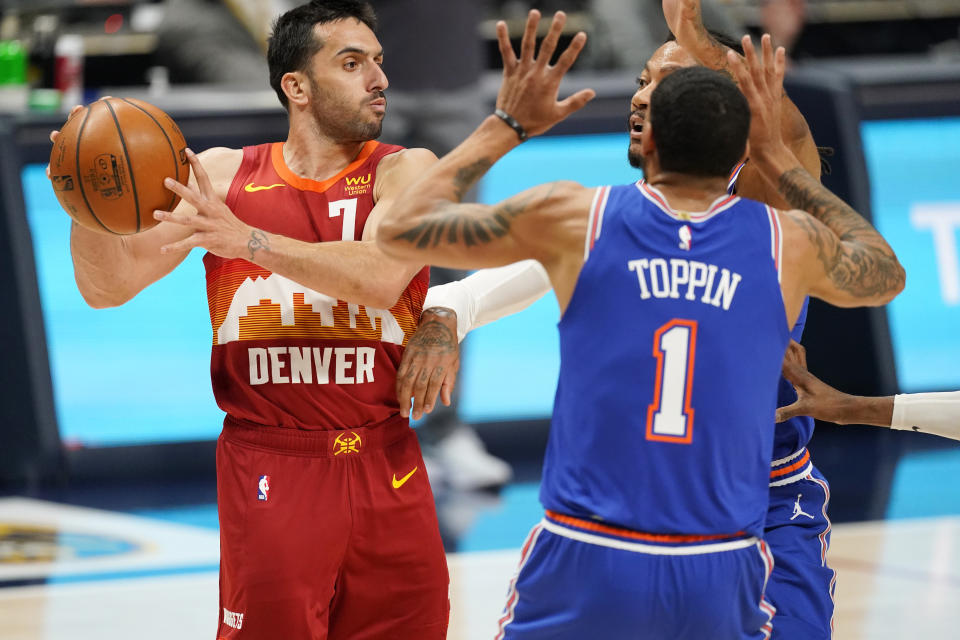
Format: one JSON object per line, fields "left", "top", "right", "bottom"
{"left": 154, "top": 149, "right": 253, "bottom": 259}
{"left": 397, "top": 308, "right": 460, "bottom": 420}
{"left": 662, "top": 0, "right": 703, "bottom": 49}
{"left": 726, "top": 34, "right": 787, "bottom": 160}
{"left": 777, "top": 340, "right": 849, "bottom": 424}
{"left": 494, "top": 10, "right": 595, "bottom": 138}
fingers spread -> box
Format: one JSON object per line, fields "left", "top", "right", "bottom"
{"left": 558, "top": 88, "right": 596, "bottom": 117}
{"left": 159, "top": 236, "right": 197, "bottom": 255}
{"left": 185, "top": 149, "right": 214, "bottom": 200}
{"left": 520, "top": 9, "right": 541, "bottom": 63}
{"left": 537, "top": 11, "right": 566, "bottom": 66}
{"left": 496, "top": 20, "right": 518, "bottom": 73}
{"left": 775, "top": 401, "right": 800, "bottom": 423}
{"left": 164, "top": 176, "right": 199, "bottom": 207}
{"left": 553, "top": 31, "right": 587, "bottom": 75}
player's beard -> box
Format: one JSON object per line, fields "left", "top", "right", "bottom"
{"left": 309, "top": 82, "right": 384, "bottom": 143}
{"left": 628, "top": 143, "right": 648, "bottom": 175}
{"left": 628, "top": 144, "right": 643, "bottom": 169}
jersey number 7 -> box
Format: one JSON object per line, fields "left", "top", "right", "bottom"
{"left": 646, "top": 319, "right": 697, "bottom": 444}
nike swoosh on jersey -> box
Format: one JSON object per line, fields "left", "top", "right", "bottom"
{"left": 244, "top": 182, "right": 286, "bottom": 192}
{"left": 392, "top": 467, "right": 418, "bottom": 489}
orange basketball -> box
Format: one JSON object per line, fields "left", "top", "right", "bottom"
{"left": 48, "top": 97, "right": 189, "bottom": 235}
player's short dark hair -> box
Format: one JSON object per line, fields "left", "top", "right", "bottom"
{"left": 650, "top": 66, "right": 750, "bottom": 177}
{"left": 268, "top": 0, "right": 378, "bottom": 110}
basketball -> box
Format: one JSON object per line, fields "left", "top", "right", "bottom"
{"left": 48, "top": 97, "right": 189, "bottom": 235}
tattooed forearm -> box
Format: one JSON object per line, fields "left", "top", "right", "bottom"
{"left": 394, "top": 187, "right": 546, "bottom": 250}
{"left": 779, "top": 168, "right": 905, "bottom": 298}
{"left": 778, "top": 168, "right": 874, "bottom": 241}
{"left": 693, "top": 29, "right": 735, "bottom": 79}
{"left": 248, "top": 229, "right": 270, "bottom": 260}
{"left": 453, "top": 158, "right": 493, "bottom": 201}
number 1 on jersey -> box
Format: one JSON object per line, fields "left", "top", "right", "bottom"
{"left": 646, "top": 319, "right": 697, "bottom": 444}
{"left": 328, "top": 198, "right": 358, "bottom": 241}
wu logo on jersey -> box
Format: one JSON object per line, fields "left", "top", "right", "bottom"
{"left": 258, "top": 475, "right": 271, "bottom": 501}
{"left": 678, "top": 225, "right": 692, "bottom": 251}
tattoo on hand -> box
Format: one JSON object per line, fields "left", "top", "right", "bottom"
{"left": 779, "top": 167, "right": 904, "bottom": 297}
{"left": 248, "top": 230, "right": 270, "bottom": 260}
{"left": 408, "top": 319, "right": 457, "bottom": 354}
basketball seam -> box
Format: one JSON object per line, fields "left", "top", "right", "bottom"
{"left": 120, "top": 98, "right": 181, "bottom": 213}
{"left": 74, "top": 105, "right": 114, "bottom": 234}
{"left": 103, "top": 98, "right": 142, "bottom": 233}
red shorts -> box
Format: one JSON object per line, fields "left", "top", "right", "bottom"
{"left": 215, "top": 414, "right": 449, "bottom": 640}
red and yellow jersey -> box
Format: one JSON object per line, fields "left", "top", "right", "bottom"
{"left": 204, "top": 141, "right": 428, "bottom": 429}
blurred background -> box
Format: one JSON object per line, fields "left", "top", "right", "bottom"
{"left": 1, "top": 0, "right": 960, "bottom": 638}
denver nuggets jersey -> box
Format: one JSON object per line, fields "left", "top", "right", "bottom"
{"left": 205, "top": 141, "right": 429, "bottom": 429}
{"left": 544, "top": 182, "right": 790, "bottom": 538}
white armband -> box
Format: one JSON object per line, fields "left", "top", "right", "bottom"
{"left": 891, "top": 391, "right": 960, "bottom": 442}
{"left": 423, "top": 260, "right": 552, "bottom": 342}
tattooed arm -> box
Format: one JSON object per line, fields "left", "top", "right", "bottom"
{"left": 378, "top": 135, "right": 594, "bottom": 310}
{"left": 728, "top": 35, "right": 904, "bottom": 317}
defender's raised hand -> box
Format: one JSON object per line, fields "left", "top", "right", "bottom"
{"left": 494, "top": 10, "right": 595, "bottom": 138}
{"left": 662, "top": 0, "right": 730, "bottom": 70}
{"left": 727, "top": 35, "right": 788, "bottom": 160}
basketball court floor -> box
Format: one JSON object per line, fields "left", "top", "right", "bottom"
{"left": 1, "top": 488, "right": 959, "bottom": 640}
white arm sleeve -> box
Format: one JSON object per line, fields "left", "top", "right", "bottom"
{"left": 422, "top": 260, "right": 552, "bottom": 342}
{"left": 891, "top": 391, "right": 960, "bottom": 441}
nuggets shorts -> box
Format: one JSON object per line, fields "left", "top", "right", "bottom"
{"left": 215, "top": 414, "right": 449, "bottom": 640}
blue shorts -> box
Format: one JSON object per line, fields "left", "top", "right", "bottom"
{"left": 765, "top": 457, "right": 836, "bottom": 639}
{"left": 496, "top": 515, "right": 776, "bottom": 640}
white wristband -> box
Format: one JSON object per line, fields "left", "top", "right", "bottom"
{"left": 423, "top": 260, "right": 552, "bottom": 342}
{"left": 891, "top": 391, "right": 960, "bottom": 442}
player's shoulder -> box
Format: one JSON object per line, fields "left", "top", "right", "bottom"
{"left": 191, "top": 146, "right": 243, "bottom": 194}
{"left": 376, "top": 146, "right": 438, "bottom": 174}
{"left": 539, "top": 180, "right": 594, "bottom": 208}
{"left": 372, "top": 146, "right": 438, "bottom": 201}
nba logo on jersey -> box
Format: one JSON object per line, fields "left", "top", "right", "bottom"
{"left": 678, "top": 225, "right": 692, "bottom": 251}
{"left": 257, "top": 475, "right": 270, "bottom": 501}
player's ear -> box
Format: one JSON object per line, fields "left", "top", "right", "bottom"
{"left": 282, "top": 71, "right": 310, "bottom": 108}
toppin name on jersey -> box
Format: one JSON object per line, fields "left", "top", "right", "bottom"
{"left": 627, "top": 258, "right": 742, "bottom": 310}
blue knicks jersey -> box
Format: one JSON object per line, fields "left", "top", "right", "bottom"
{"left": 774, "top": 299, "right": 815, "bottom": 460}
{"left": 727, "top": 165, "right": 815, "bottom": 463}
{"left": 543, "top": 182, "right": 790, "bottom": 538}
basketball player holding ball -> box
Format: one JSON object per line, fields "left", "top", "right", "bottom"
{"left": 48, "top": 2, "right": 488, "bottom": 638}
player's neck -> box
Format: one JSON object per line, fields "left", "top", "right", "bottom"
{"left": 646, "top": 171, "right": 730, "bottom": 211}
{"left": 283, "top": 121, "right": 369, "bottom": 183}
